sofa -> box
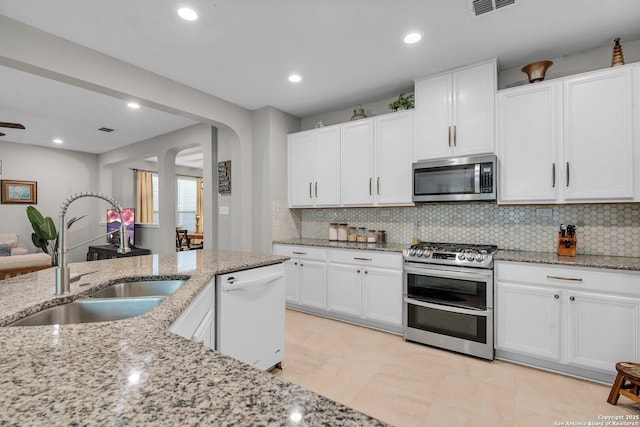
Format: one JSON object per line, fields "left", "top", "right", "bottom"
{"left": 0, "top": 234, "right": 52, "bottom": 280}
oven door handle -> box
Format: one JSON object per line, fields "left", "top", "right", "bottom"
{"left": 404, "top": 264, "right": 493, "bottom": 282}
{"left": 404, "top": 297, "right": 491, "bottom": 317}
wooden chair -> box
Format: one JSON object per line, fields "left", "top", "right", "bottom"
{"left": 607, "top": 362, "right": 640, "bottom": 405}
{"left": 176, "top": 229, "right": 190, "bottom": 251}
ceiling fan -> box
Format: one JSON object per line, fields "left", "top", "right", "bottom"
{"left": 0, "top": 122, "right": 25, "bottom": 137}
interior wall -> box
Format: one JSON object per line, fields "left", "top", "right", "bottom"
{"left": 0, "top": 141, "right": 101, "bottom": 262}
{"left": 217, "top": 127, "right": 241, "bottom": 251}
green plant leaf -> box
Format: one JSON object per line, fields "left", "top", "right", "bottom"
{"left": 26, "top": 206, "right": 45, "bottom": 226}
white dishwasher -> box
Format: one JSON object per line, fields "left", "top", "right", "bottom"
{"left": 216, "top": 263, "right": 285, "bottom": 371}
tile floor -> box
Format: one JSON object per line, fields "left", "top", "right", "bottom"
{"left": 273, "top": 309, "right": 640, "bottom": 427}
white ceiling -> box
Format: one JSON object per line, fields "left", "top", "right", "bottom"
{"left": 1, "top": 0, "right": 640, "bottom": 154}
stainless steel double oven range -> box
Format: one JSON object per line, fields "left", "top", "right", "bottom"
{"left": 403, "top": 242, "right": 497, "bottom": 360}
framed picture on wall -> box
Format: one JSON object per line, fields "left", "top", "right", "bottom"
{"left": 1, "top": 180, "right": 37, "bottom": 204}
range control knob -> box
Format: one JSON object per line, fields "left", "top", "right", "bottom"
{"left": 408, "top": 249, "right": 417, "bottom": 256}
{"left": 457, "top": 253, "right": 466, "bottom": 261}
{"left": 403, "top": 249, "right": 410, "bottom": 257}
{"left": 415, "top": 249, "right": 424, "bottom": 257}
{"left": 475, "top": 255, "right": 486, "bottom": 262}
{"left": 423, "top": 250, "right": 431, "bottom": 258}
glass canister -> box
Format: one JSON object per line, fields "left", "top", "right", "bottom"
{"left": 357, "top": 227, "right": 368, "bottom": 243}
{"left": 376, "top": 230, "right": 386, "bottom": 244}
{"left": 347, "top": 227, "right": 358, "bottom": 242}
{"left": 329, "top": 223, "right": 339, "bottom": 241}
{"left": 367, "top": 229, "right": 377, "bottom": 243}
{"left": 337, "top": 224, "right": 348, "bottom": 242}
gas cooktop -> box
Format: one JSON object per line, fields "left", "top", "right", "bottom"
{"left": 403, "top": 242, "right": 498, "bottom": 269}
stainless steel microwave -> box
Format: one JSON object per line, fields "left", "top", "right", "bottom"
{"left": 413, "top": 154, "right": 497, "bottom": 203}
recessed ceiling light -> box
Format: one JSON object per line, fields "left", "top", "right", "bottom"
{"left": 52, "top": 138, "right": 64, "bottom": 144}
{"left": 177, "top": 7, "right": 198, "bottom": 21}
{"left": 288, "top": 74, "right": 302, "bottom": 83}
{"left": 404, "top": 33, "right": 422, "bottom": 44}
{"left": 127, "top": 102, "right": 141, "bottom": 109}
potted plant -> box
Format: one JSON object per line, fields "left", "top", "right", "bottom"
{"left": 26, "top": 206, "right": 85, "bottom": 266}
{"left": 388, "top": 93, "right": 415, "bottom": 111}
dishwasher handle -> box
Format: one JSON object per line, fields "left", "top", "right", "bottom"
{"left": 222, "top": 272, "right": 284, "bottom": 292}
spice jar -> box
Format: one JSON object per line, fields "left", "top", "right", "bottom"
{"left": 367, "top": 230, "right": 377, "bottom": 243}
{"left": 376, "top": 230, "right": 386, "bottom": 244}
{"left": 337, "top": 224, "right": 348, "bottom": 242}
{"left": 329, "top": 223, "right": 339, "bottom": 241}
{"left": 357, "top": 227, "right": 368, "bottom": 243}
{"left": 347, "top": 227, "right": 358, "bottom": 242}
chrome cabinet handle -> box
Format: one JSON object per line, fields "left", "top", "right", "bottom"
{"left": 309, "top": 182, "right": 312, "bottom": 198}
{"left": 547, "top": 275, "right": 582, "bottom": 282}
{"left": 292, "top": 251, "right": 307, "bottom": 255}
{"left": 552, "top": 163, "right": 556, "bottom": 188}
{"left": 569, "top": 296, "right": 575, "bottom": 301}
{"left": 300, "top": 263, "right": 303, "bottom": 267}
{"left": 369, "top": 177, "right": 372, "bottom": 195}
{"left": 315, "top": 182, "right": 318, "bottom": 198}
{"left": 357, "top": 269, "right": 361, "bottom": 273}
{"left": 377, "top": 177, "right": 380, "bottom": 195}
{"left": 566, "top": 162, "right": 570, "bottom": 187}
{"left": 453, "top": 125, "right": 457, "bottom": 147}
{"left": 293, "top": 262, "right": 298, "bottom": 266}
{"left": 354, "top": 257, "right": 372, "bottom": 261}
{"left": 448, "top": 126, "right": 452, "bottom": 147}
{"left": 364, "top": 270, "right": 368, "bottom": 274}
{"left": 554, "top": 294, "right": 559, "bottom": 299}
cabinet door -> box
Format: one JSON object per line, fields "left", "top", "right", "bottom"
{"left": 362, "top": 267, "right": 402, "bottom": 326}
{"left": 414, "top": 74, "right": 452, "bottom": 161}
{"left": 567, "top": 291, "right": 640, "bottom": 373}
{"left": 452, "top": 61, "right": 496, "bottom": 157}
{"left": 282, "top": 258, "right": 299, "bottom": 303}
{"left": 298, "top": 259, "right": 327, "bottom": 309}
{"left": 374, "top": 111, "right": 414, "bottom": 205}
{"left": 314, "top": 126, "right": 341, "bottom": 206}
{"left": 288, "top": 131, "right": 315, "bottom": 207}
{"left": 563, "top": 68, "right": 634, "bottom": 201}
{"left": 192, "top": 309, "right": 214, "bottom": 349}
{"left": 497, "top": 82, "right": 559, "bottom": 203}
{"left": 495, "top": 282, "right": 561, "bottom": 361}
{"left": 327, "top": 263, "right": 362, "bottom": 316}
{"left": 341, "top": 120, "right": 375, "bottom": 205}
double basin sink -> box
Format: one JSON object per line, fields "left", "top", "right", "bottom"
{"left": 8, "top": 279, "right": 185, "bottom": 327}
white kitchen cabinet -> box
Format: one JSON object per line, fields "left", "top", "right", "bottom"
{"left": 341, "top": 111, "right": 414, "bottom": 206}
{"left": 274, "top": 244, "right": 327, "bottom": 309}
{"left": 497, "top": 65, "right": 634, "bottom": 204}
{"left": 562, "top": 67, "right": 634, "bottom": 201}
{"left": 495, "top": 282, "right": 561, "bottom": 361}
{"left": 497, "top": 82, "right": 560, "bottom": 203}
{"left": 169, "top": 281, "right": 215, "bottom": 348}
{"left": 414, "top": 59, "right": 496, "bottom": 161}
{"left": 495, "top": 261, "right": 640, "bottom": 382}
{"left": 327, "top": 249, "right": 403, "bottom": 329}
{"left": 288, "top": 125, "right": 341, "bottom": 207}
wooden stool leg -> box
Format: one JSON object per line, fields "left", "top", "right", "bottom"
{"left": 608, "top": 373, "right": 625, "bottom": 405}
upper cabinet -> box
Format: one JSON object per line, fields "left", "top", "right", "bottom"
{"left": 288, "top": 125, "right": 341, "bottom": 207}
{"left": 288, "top": 110, "right": 414, "bottom": 208}
{"left": 414, "top": 59, "right": 496, "bottom": 161}
{"left": 341, "top": 110, "right": 414, "bottom": 206}
{"left": 497, "top": 65, "right": 634, "bottom": 204}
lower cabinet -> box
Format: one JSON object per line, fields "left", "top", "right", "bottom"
{"left": 274, "top": 244, "right": 403, "bottom": 334}
{"left": 169, "top": 281, "right": 215, "bottom": 348}
{"left": 495, "top": 261, "right": 640, "bottom": 382}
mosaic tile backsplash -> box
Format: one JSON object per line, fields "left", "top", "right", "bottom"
{"left": 297, "top": 203, "right": 640, "bottom": 257}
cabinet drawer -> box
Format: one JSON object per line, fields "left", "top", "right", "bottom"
{"left": 496, "top": 261, "right": 640, "bottom": 296}
{"left": 170, "top": 282, "right": 214, "bottom": 340}
{"left": 274, "top": 244, "right": 327, "bottom": 261}
{"left": 328, "top": 249, "right": 402, "bottom": 270}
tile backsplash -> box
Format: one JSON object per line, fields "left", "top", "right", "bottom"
{"left": 296, "top": 203, "right": 640, "bottom": 257}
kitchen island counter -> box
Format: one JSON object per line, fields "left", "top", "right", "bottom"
{"left": 496, "top": 250, "right": 640, "bottom": 271}
{"left": 0, "top": 250, "right": 386, "bottom": 426}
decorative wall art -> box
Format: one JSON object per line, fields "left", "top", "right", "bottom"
{"left": 1, "top": 180, "right": 37, "bottom": 204}
{"left": 218, "top": 161, "right": 231, "bottom": 194}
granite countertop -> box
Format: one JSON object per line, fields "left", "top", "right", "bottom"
{"left": 496, "top": 250, "right": 640, "bottom": 271}
{"left": 274, "top": 238, "right": 407, "bottom": 253}
{"left": 0, "top": 250, "right": 386, "bottom": 426}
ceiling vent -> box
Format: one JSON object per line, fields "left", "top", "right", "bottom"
{"left": 469, "top": 0, "right": 516, "bottom": 16}
{"left": 98, "top": 127, "right": 114, "bottom": 133}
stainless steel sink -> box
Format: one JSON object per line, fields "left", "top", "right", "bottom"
{"left": 8, "top": 297, "right": 165, "bottom": 327}
{"left": 88, "top": 280, "right": 185, "bottom": 298}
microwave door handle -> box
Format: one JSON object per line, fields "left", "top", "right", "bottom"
{"left": 474, "top": 163, "right": 481, "bottom": 193}
{"left": 404, "top": 297, "right": 490, "bottom": 317}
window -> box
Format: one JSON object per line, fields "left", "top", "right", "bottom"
{"left": 152, "top": 174, "right": 159, "bottom": 224}
{"left": 176, "top": 177, "right": 197, "bottom": 231}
